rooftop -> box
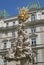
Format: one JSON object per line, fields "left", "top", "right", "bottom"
{"left": 0, "top": 10, "right": 9, "bottom": 19}
{"left": 28, "top": 2, "right": 41, "bottom": 10}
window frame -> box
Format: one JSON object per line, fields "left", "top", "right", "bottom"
{"left": 12, "top": 31, "right": 15, "bottom": 37}
{"left": 31, "top": 27, "right": 36, "bottom": 33}
{"left": 3, "top": 42, "right": 7, "bottom": 49}
{"left": 13, "top": 22, "right": 15, "bottom": 26}
{"left": 31, "top": 13, "right": 36, "bottom": 21}
{"left": 31, "top": 38, "right": 36, "bottom": 46}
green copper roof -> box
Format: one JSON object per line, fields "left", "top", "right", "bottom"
{"left": 0, "top": 10, "right": 9, "bottom": 18}
{"left": 28, "top": 2, "right": 41, "bottom": 9}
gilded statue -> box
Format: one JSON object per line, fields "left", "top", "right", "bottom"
{"left": 18, "top": 7, "right": 29, "bottom": 21}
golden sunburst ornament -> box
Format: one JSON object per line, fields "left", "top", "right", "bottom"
{"left": 18, "top": 7, "right": 29, "bottom": 21}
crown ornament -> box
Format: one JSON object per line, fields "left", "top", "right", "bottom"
{"left": 18, "top": 7, "right": 29, "bottom": 22}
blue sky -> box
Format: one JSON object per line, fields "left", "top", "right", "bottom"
{"left": 0, "top": 0, "right": 44, "bottom": 16}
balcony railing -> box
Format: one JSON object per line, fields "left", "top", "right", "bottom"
{"left": 0, "top": 48, "right": 9, "bottom": 55}
{"left": 27, "top": 19, "right": 44, "bottom": 27}
{"left": 0, "top": 25, "right": 18, "bottom": 31}
{"left": 31, "top": 44, "right": 44, "bottom": 50}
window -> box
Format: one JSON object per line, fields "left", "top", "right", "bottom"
{"left": 31, "top": 28, "right": 36, "bottom": 33}
{"left": 6, "top": 23, "right": 8, "bottom": 27}
{"left": 33, "top": 50, "right": 38, "bottom": 63}
{"left": 3, "top": 57, "right": 7, "bottom": 65}
{"left": 12, "top": 31, "right": 15, "bottom": 37}
{"left": 3, "top": 43, "right": 7, "bottom": 49}
{"left": 34, "top": 55, "right": 37, "bottom": 63}
{"left": 31, "top": 38, "right": 36, "bottom": 46}
{"left": 13, "top": 22, "right": 15, "bottom": 26}
{"left": 31, "top": 13, "right": 36, "bottom": 21}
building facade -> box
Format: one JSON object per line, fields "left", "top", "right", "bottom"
{"left": 0, "top": 2, "right": 44, "bottom": 65}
